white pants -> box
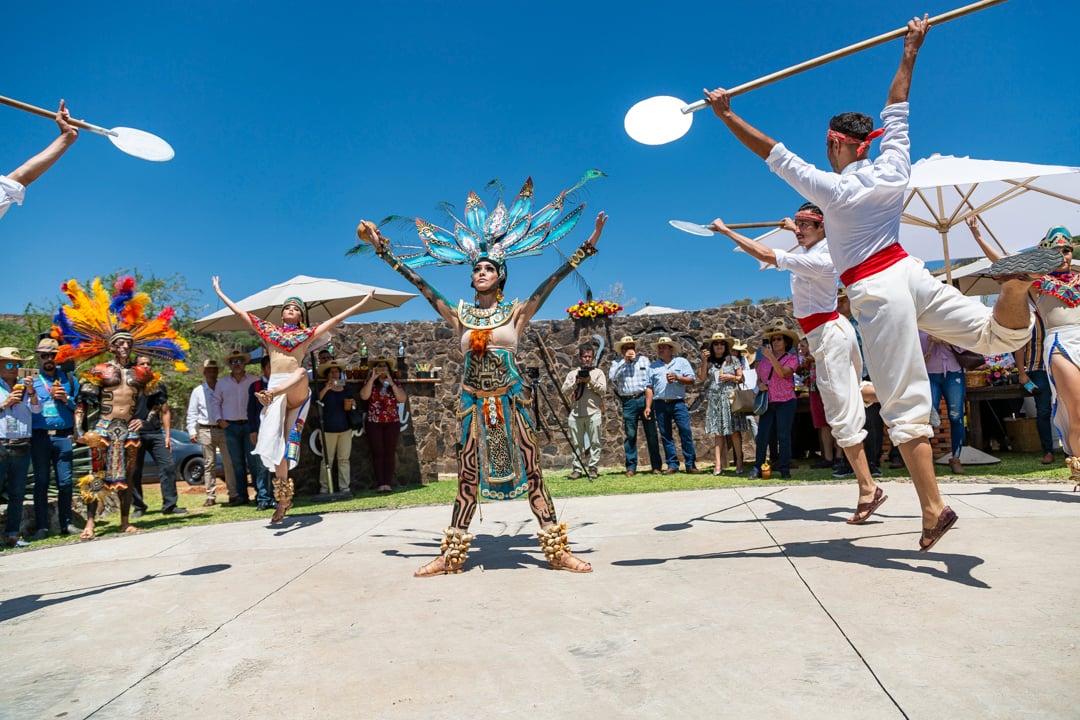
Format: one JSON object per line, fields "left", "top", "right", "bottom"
{"left": 807, "top": 316, "right": 866, "bottom": 448}
{"left": 320, "top": 430, "right": 353, "bottom": 493}
{"left": 849, "top": 256, "right": 1032, "bottom": 445}
{"left": 568, "top": 411, "right": 602, "bottom": 473}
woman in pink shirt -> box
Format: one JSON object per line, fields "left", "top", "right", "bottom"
{"left": 752, "top": 321, "right": 800, "bottom": 479}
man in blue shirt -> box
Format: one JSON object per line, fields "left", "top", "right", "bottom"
{"left": 644, "top": 337, "right": 699, "bottom": 474}
{"left": 29, "top": 338, "right": 80, "bottom": 539}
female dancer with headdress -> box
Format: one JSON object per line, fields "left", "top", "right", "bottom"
{"left": 211, "top": 279, "right": 374, "bottom": 522}
{"left": 354, "top": 173, "right": 606, "bottom": 576}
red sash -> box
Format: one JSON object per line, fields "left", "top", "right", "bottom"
{"left": 839, "top": 243, "right": 909, "bottom": 286}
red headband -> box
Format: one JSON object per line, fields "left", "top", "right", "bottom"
{"left": 827, "top": 127, "right": 885, "bottom": 157}
{"left": 794, "top": 210, "right": 823, "bottom": 223}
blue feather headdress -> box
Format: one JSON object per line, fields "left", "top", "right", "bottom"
{"left": 387, "top": 170, "right": 604, "bottom": 269}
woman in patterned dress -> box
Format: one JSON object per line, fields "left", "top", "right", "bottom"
{"left": 698, "top": 333, "right": 747, "bottom": 475}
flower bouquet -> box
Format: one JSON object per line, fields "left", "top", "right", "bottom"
{"left": 984, "top": 364, "right": 1017, "bottom": 386}
{"left": 566, "top": 299, "right": 622, "bottom": 319}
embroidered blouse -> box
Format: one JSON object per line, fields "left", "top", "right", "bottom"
{"left": 249, "top": 313, "right": 321, "bottom": 351}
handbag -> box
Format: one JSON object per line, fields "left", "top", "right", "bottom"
{"left": 347, "top": 405, "right": 366, "bottom": 431}
{"left": 953, "top": 347, "right": 986, "bottom": 371}
{"left": 730, "top": 387, "right": 756, "bottom": 414}
{"left": 752, "top": 388, "right": 769, "bottom": 416}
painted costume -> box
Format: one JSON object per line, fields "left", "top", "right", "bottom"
{"left": 354, "top": 172, "right": 602, "bottom": 574}
{"left": 50, "top": 277, "right": 188, "bottom": 507}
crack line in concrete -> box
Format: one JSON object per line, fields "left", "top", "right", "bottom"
{"left": 83, "top": 509, "right": 404, "bottom": 718}
{"left": 734, "top": 487, "right": 910, "bottom": 720}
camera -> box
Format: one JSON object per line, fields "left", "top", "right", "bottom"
{"left": 524, "top": 366, "right": 540, "bottom": 380}
{"left": 577, "top": 367, "right": 590, "bottom": 378}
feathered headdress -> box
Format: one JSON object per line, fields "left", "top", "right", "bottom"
{"left": 353, "top": 170, "right": 604, "bottom": 268}
{"left": 50, "top": 276, "right": 190, "bottom": 372}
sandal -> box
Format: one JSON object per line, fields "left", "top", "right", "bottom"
{"left": 550, "top": 549, "right": 592, "bottom": 573}
{"left": 847, "top": 487, "right": 888, "bottom": 525}
{"left": 918, "top": 506, "right": 958, "bottom": 553}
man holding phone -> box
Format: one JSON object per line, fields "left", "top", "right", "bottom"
{"left": 561, "top": 344, "right": 606, "bottom": 479}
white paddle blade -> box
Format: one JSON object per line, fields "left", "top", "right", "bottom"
{"left": 624, "top": 96, "right": 693, "bottom": 145}
{"left": 108, "top": 126, "right": 175, "bottom": 162}
{"left": 669, "top": 220, "right": 714, "bottom": 236}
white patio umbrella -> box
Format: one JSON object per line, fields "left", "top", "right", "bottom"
{"left": 901, "top": 154, "right": 1080, "bottom": 279}
{"left": 194, "top": 274, "right": 416, "bottom": 332}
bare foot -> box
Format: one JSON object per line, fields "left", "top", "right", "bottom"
{"left": 120, "top": 524, "right": 140, "bottom": 534}
{"left": 550, "top": 549, "right": 593, "bottom": 573}
{"left": 79, "top": 524, "right": 95, "bottom": 541}
{"left": 413, "top": 556, "right": 450, "bottom": 578}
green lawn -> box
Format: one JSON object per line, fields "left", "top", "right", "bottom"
{"left": 20, "top": 451, "right": 1071, "bottom": 549}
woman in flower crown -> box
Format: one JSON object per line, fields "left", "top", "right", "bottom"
{"left": 211, "top": 278, "right": 374, "bottom": 522}
{"left": 355, "top": 173, "right": 606, "bottom": 576}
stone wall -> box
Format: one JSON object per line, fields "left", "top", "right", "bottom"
{"left": 314, "top": 301, "right": 798, "bottom": 488}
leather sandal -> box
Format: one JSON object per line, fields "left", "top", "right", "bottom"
{"left": 919, "top": 506, "right": 958, "bottom": 553}
{"left": 847, "top": 487, "right": 888, "bottom": 525}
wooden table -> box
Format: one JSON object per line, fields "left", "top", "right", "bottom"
{"left": 965, "top": 383, "right": 1026, "bottom": 451}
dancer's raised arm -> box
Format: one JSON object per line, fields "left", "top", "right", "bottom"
{"left": 307, "top": 289, "right": 375, "bottom": 346}
{"left": 358, "top": 220, "right": 459, "bottom": 329}
{"left": 516, "top": 211, "right": 607, "bottom": 330}
{"left": 211, "top": 276, "right": 258, "bottom": 334}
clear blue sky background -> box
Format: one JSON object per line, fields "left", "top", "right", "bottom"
{"left": 3, "top": 1, "right": 1077, "bottom": 325}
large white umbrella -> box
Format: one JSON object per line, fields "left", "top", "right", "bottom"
{"left": 194, "top": 274, "right": 416, "bottom": 332}
{"left": 901, "top": 154, "right": 1080, "bottom": 276}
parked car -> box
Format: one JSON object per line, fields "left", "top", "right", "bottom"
{"left": 143, "top": 429, "right": 225, "bottom": 485}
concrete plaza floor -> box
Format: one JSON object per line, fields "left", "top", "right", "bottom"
{"left": 1, "top": 481, "right": 1077, "bottom": 720}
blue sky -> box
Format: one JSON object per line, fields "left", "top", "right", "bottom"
{"left": 3, "top": 1, "right": 1077, "bottom": 324}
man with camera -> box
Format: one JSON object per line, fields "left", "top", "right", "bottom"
{"left": 561, "top": 345, "right": 607, "bottom": 479}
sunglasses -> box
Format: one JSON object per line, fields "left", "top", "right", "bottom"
{"left": 4, "top": 362, "right": 23, "bottom": 370}
{"left": 229, "top": 359, "right": 245, "bottom": 365}
{"left": 37, "top": 352, "right": 57, "bottom": 358}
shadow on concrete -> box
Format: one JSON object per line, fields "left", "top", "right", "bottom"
{"left": 380, "top": 521, "right": 597, "bottom": 572}
{"left": 953, "top": 486, "right": 1080, "bottom": 504}
{"left": 654, "top": 489, "right": 903, "bottom": 532}
{"left": 270, "top": 513, "right": 324, "bottom": 536}
{"left": 614, "top": 534, "right": 989, "bottom": 588}
{"left": 0, "top": 563, "right": 231, "bottom": 623}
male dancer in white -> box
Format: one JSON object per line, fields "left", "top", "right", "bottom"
{"left": 704, "top": 15, "right": 1038, "bottom": 551}
{"left": 711, "top": 204, "right": 885, "bottom": 524}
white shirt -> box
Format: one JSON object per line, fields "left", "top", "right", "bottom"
{"left": 216, "top": 373, "right": 257, "bottom": 422}
{"left": 766, "top": 102, "right": 911, "bottom": 276}
{"left": 561, "top": 367, "right": 607, "bottom": 417}
{"left": 0, "top": 175, "right": 26, "bottom": 222}
{"left": 774, "top": 238, "right": 838, "bottom": 318}
{"left": 0, "top": 377, "right": 41, "bottom": 439}
{"left": 186, "top": 382, "right": 222, "bottom": 436}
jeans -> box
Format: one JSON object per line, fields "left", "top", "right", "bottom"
{"left": 863, "top": 403, "right": 885, "bottom": 470}
{"left": 31, "top": 431, "right": 74, "bottom": 530}
{"left": 1028, "top": 369, "right": 1054, "bottom": 453}
{"left": 131, "top": 430, "right": 179, "bottom": 512}
{"left": 621, "top": 395, "right": 661, "bottom": 471}
{"left": 653, "top": 399, "right": 697, "bottom": 469}
{"left": 0, "top": 449, "right": 30, "bottom": 538}
{"left": 755, "top": 399, "right": 796, "bottom": 475}
{"left": 223, "top": 421, "right": 253, "bottom": 500}
{"left": 929, "top": 371, "right": 966, "bottom": 456}
{"left": 248, "top": 433, "right": 273, "bottom": 505}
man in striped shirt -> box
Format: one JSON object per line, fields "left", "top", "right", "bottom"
{"left": 608, "top": 336, "right": 662, "bottom": 476}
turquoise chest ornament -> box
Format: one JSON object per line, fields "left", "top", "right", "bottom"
{"left": 458, "top": 299, "right": 517, "bottom": 330}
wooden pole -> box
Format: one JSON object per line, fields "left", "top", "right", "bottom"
{"left": 682, "top": 0, "right": 1007, "bottom": 113}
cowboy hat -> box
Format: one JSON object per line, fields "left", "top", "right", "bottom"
{"left": 367, "top": 356, "right": 394, "bottom": 369}
{"left": 652, "top": 336, "right": 679, "bottom": 351}
{"left": 613, "top": 335, "right": 638, "bottom": 354}
{"left": 731, "top": 340, "right": 748, "bottom": 353}
{"left": 0, "top": 347, "right": 26, "bottom": 362}
{"left": 202, "top": 358, "right": 220, "bottom": 369}
{"left": 35, "top": 337, "right": 59, "bottom": 353}
{"left": 760, "top": 319, "right": 800, "bottom": 344}
{"left": 224, "top": 349, "right": 251, "bottom": 365}
{"left": 317, "top": 360, "right": 346, "bottom": 378}
{"left": 706, "top": 332, "right": 731, "bottom": 345}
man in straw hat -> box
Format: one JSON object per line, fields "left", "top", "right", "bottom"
{"left": 29, "top": 337, "right": 81, "bottom": 539}
{"left": 609, "top": 335, "right": 663, "bottom": 476}
{"left": 186, "top": 359, "right": 234, "bottom": 507}
{"left": 217, "top": 349, "right": 259, "bottom": 506}
{"left": 704, "top": 16, "right": 1042, "bottom": 551}
{"left": 644, "top": 336, "right": 700, "bottom": 473}
{"left": 0, "top": 347, "right": 39, "bottom": 547}
{"left": 712, "top": 205, "right": 886, "bottom": 523}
